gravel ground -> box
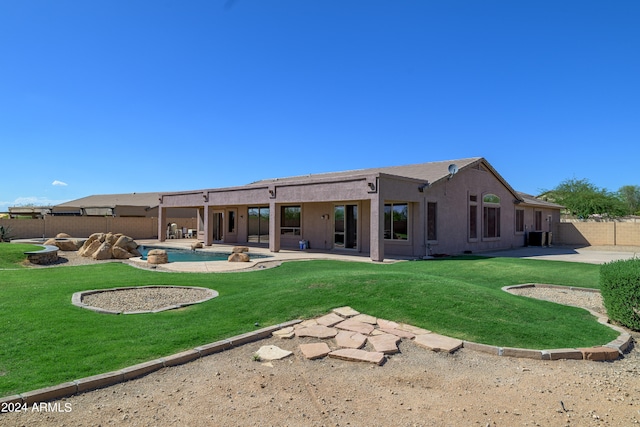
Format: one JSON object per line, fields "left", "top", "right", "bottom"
{"left": 81, "top": 287, "right": 215, "bottom": 313}
{"left": 507, "top": 286, "right": 606, "bottom": 315}
{"left": 4, "top": 252, "right": 640, "bottom": 426}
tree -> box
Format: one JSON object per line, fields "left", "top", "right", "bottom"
{"left": 617, "top": 185, "right": 640, "bottom": 216}
{"left": 544, "top": 178, "right": 626, "bottom": 219}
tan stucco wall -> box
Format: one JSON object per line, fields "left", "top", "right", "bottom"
{"left": 413, "top": 166, "right": 518, "bottom": 255}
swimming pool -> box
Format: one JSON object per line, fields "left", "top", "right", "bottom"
{"left": 137, "top": 246, "right": 271, "bottom": 262}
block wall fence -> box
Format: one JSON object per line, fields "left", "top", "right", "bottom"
{"left": 554, "top": 222, "right": 640, "bottom": 247}
{"left": 0, "top": 217, "right": 196, "bottom": 240}
{"left": 1, "top": 217, "right": 638, "bottom": 247}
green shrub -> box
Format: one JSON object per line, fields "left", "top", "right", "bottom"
{"left": 600, "top": 258, "right": 640, "bottom": 330}
{"left": 0, "top": 225, "right": 14, "bottom": 242}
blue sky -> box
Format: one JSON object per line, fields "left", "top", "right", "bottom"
{"left": 2, "top": 0, "right": 639, "bottom": 211}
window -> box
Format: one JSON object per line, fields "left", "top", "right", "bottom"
{"left": 482, "top": 194, "right": 501, "bottom": 238}
{"left": 228, "top": 210, "right": 236, "bottom": 233}
{"left": 384, "top": 203, "right": 408, "bottom": 240}
{"left": 534, "top": 210, "right": 542, "bottom": 231}
{"left": 427, "top": 202, "right": 437, "bottom": 241}
{"left": 469, "top": 195, "right": 478, "bottom": 240}
{"left": 515, "top": 209, "right": 525, "bottom": 233}
{"left": 248, "top": 207, "right": 270, "bottom": 243}
{"left": 281, "top": 206, "right": 301, "bottom": 236}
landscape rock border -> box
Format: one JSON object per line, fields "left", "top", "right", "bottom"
{"left": 71, "top": 286, "right": 219, "bottom": 314}
{"left": 2, "top": 285, "right": 633, "bottom": 406}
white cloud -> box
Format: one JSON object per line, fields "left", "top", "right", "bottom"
{"left": 52, "top": 180, "right": 68, "bottom": 186}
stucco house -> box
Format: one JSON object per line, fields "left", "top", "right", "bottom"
{"left": 158, "top": 157, "right": 562, "bottom": 261}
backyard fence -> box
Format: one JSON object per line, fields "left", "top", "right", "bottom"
{"left": 0, "top": 217, "right": 196, "bottom": 240}
{"left": 554, "top": 221, "right": 640, "bottom": 247}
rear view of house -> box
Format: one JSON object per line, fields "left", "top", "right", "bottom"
{"left": 159, "top": 157, "right": 561, "bottom": 261}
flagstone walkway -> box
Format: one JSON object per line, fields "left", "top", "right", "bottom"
{"left": 264, "top": 306, "right": 465, "bottom": 365}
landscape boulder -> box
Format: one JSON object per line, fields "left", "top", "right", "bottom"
{"left": 147, "top": 249, "right": 169, "bottom": 264}
{"left": 78, "top": 232, "right": 140, "bottom": 260}
{"left": 228, "top": 252, "right": 250, "bottom": 262}
{"left": 43, "top": 237, "right": 83, "bottom": 251}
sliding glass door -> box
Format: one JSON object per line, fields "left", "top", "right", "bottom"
{"left": 248, "top": 207, "right": 270, "bottom": 244}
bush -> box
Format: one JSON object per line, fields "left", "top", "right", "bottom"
{"left": 0, "top": 225, "right": 14, "bottom": 242}
{"left": 600, "top": 258, "right": 640, "bottom": 330}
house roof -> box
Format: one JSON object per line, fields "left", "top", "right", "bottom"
{"left": 54, "top": 192, "right": 161, "bottom": 209}
{"left": 55, "top": 158, "right": 559, "bottom": 212}
{"left": 251, "top": 157, "right": 522, "bottom": 200}
{"left": 253, "top": 157, "right": 482, "bottom": 185}
{"left": 517, "top": 192, "right": 564, "bottom": 209}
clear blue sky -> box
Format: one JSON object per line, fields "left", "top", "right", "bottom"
{"left": 2, "top": 0, "right": 639, "bottom": 211}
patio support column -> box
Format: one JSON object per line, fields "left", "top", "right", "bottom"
{"left": 418, "top": 196, "right": 427, "bottom": 257}
{"left": 370, "top": 194, "right": 384, "bottom": 262}
{"left": 158, "top": 206, "right": 167, "bottom": 242}
{"left": 269, "top": 200, "right": 280, "bottom": 252}
{"left": 203, "top": 205, "right": 212, "bottom": 246}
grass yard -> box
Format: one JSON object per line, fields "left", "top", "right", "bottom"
{"left": 0, "top": 244, "right": 617, "bottom": 398}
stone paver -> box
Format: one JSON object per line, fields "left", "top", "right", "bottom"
{"left": 335, "top": 319, "right": 375, "bottom": 335}
{"left": 414, "top": 333, "right": 463, "bottom": 353}
{"left": 378, "top": 327, "right": 415, "bottom": 339}
{"left": 398, "top": 323, "right": 431, "bottom": 335}
{"left": 294, "top": 325, "right": 338, "bottom": 339}
{"left": 316, "top": 312, "right": 345, "bottom": 327}
{"left": 352, "top": 314, "right": 377, "bottom": 324}
{"left": 299, "top": 342, "right": 332, "bottom": 360}
{"left": 367, "top": 334, "right": 401, "bottom": 354}
{"left": 329, "top": 348, "right": 385, "bottom": 365}
{"left": 272, "top": 327, "right": 295, "bottom": 339}
{"left": 377, "top": 318, "right": 400, "bottom": 329}
{"left": 335, "top": 331, "right": 368, "bottom": 349}
{"left": 332, "top": 306, "right": 360, "bottom": 317}
{"left": 255, "top": 345, "right": 292, "bottom": 361}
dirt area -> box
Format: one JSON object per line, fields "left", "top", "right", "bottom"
{"left": 2, "top": 330, "right": 639, "bottom": 427}
{"left": 4, "top": 252, "right": 640, "bottom": 426}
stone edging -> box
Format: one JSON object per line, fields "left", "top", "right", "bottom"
{"left": 71, "top": 286, "right": 219, "bottom": 314}
{"left": 486, "top": 284, "right": 633, "bottom": 361}
{"left": 0, "top": 320, "right": 302, "bottom": 407}
{"left": 1, "top": 286, "right": 633, "bottom": 406}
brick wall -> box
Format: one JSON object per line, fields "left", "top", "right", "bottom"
{"left": 0, "top": 217, "right": 196, "bottom": 240}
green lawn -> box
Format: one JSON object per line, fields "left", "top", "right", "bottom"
{"left": 0, "top": 244, "right": 617, "bottom": 397}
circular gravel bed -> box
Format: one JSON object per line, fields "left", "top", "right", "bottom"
{"left": 506, "top": 284, "right": 605, "bottom": 314}
{"left": 72, "top": 286, "right": 218, "bottom": 314}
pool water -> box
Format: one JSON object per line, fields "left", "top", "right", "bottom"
{"left": 137, "top": 246, "right": 271, "bottom": 262}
